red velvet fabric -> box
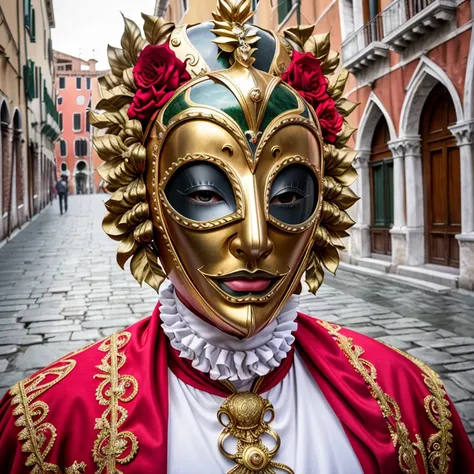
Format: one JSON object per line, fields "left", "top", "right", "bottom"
{"left": 0, "top": 304, "right": 472, "bottom": 473}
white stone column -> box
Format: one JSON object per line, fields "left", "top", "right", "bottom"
{"left": 350, "top": 150, "right": 371, "bottom": 259}
{"left": 402, "top": 136, "right": 425, "bottom": 266}
{"left": 449, "top": 120, "right": 474, "bottom": 290}
{"left": 388, "top": 140, "right": 407, "bottom": 266}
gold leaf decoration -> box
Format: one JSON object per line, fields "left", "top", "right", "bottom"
{"left": 123, "top": 67, "right": 137, "bottom": 91}
{"left": 303, "top": 32, "right": 330, "bottom": 62}
{"left": 282, "top": 29, "right": 360, "bottom": 294}
{"left": 328, "top": 69, "right": 349, "bottom": 101}
{"left": 107, "top": 45, "right": 128, "bottom": 77}
{"left": 321, "top": 50, "right": 340, "bottom": 75}
{"left": 94, "top": 13, "right": 175, "bottom": 292}
{"left": 283, "top": 25, "right": 315, "bottom": 50}
{"left": 305, "top": 252, "right": 324, "bottom": 294}
{"left": 211, "top": 0, "right": 258, "bottom": 58}
{"left": 117, "top": 234, "right": 139, "bottom": 269}
{"left": 121, "top": 15, "right": 148, "bottom": 65}
{"left": 337, "top": 98, "right": 359, "bottom": 117}
{"left": 131, "top": 246, "right": 166, "bottom": 289}
{"left": 141, "top": 13, "right": 175, "bottom": 45}
{"left": 98, "top": 73, "right": 123, "bottom": 91}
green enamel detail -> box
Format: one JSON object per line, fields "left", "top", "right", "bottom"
{"left": 259, "top": 84, "right": 299, "bottom": 132}
{"left": 189, "top": 80, "right": 249, "bottom": 132}
{"left": 163, "top": 91, "right": 189, "bottom": 126}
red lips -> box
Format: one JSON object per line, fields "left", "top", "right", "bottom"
{"left": 223, "top": 278, "right": 272, "bottom": 292}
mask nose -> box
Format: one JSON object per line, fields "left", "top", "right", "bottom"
{"left": 229, "top": 180, "right": 273, "bottom": 264}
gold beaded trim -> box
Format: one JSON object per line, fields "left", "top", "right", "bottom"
{"left": 93, "top": 332, "right": 139, "bottom": 473}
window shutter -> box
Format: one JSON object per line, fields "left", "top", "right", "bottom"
{"left": 31, "top": 8, "right": 36, "bottom": 42}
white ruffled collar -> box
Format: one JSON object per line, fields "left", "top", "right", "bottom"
{"left": 159, "top": 282, "right": 299, "bottom": 386}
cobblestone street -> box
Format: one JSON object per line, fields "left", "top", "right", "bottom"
{"left": 0, "top": 195, "right": 473, "bottom": 442}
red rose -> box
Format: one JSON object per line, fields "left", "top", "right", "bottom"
{"left": 316, "top": 98, "right": 344, "bottom": 144}
{"left": 282, "top": 51, "right": 344, "bottom": 144}
{"left": 282, "top": 51, "right": 329, "bottom": 105}
{"left": 128, "top": 44, "right": 191, "bottom": 121}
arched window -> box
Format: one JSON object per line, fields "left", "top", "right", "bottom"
{"left": 369, "top": 116, "right": 393, "bottom": 256}
{"left": 60, "top": 139, "right": 67, "bottom": 157}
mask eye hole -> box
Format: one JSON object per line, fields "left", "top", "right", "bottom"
{"left": 268, "top": 164, "right": 318, "bottom": 226}
{"left": 164, "top": 161, "right": 237, "bottom": 222}
{"left": 187, "top": 190, "right": 224, "bottom": 204}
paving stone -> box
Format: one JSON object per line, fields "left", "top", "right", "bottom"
{"left": 28, "top": 320, "right": 74, "bottom": 329}
{"left": 381, "top": 319, "right": 432, "bottom": 330}
{"left": 0, "top": 318, "right": 19, "bottom": 325}
{"left": 0, "top": 304, "right": 28, "bottom": 312}
{"left": 443, "top": 379, "right": 472, "bottom": 403}
{"left": 445, "top": 346, "right": 474, "bottom": 356}
{"left": 0, "top": 345, "right": 18, "bottom": 356}
{"left": 449, "top": 370, "right": 474, "bottom": 393}
{"left": 101, "top": 327, "right": 128, "bottom": 337}
{"left": 0, "top": 329, "right": 28, "bottom": 337}
{"left": 14, "top": 341, "right": 87, "bottom": 370}
{"left": 428, "top": 337, "right": 474, "bottom": 349}
{"left": 19, "top": 311, "right": 64, "bottom": 323}
{"left": 28, "top": 324, "right": 82, "bottom": 335}
{"left": 0, "top": 371, "right": 26, "bottom": 388}
{"left": 376, "top": 336, "right": 414, "bottom": 351}
{"left": 45, "top": 333, "right": 72, "bottom": 342}
{"left": 350, "top": 326, "right": 388, "bottom": 338}
{"left": 0, "top": 335, "right": 43, "bottom": 345}
{"left": 454, "top": 400, "right": 474, "bottom": 424}
{"left": 71, "top": 329, "right": 101, "bottom": 341}
{"left": 0, "top": 359, "right": 9, "bottom": 372}
{"left": 407, "top": 347, "right": 458, "bottom": 365}
{"left": 82, "top": 317, "right": 136, "bottom": 329}
{"left": 335, "top": 316, "right": 372, "bottom": 325}
{"left": 443, "top": 361, "right": 474, "bottom": 372}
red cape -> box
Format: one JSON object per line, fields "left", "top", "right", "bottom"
{"left": 0, "top": 303, "right": 472, "bottom": 473}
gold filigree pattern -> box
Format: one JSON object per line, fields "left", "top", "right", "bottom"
{"left": 317, "top": 321, "right": 429, "bottom": 474}
{"left": 65, "top": 461, "right": 87, "bottom": 473}
{"left": 389, "top": 346, "right": 453, "bottom": 474}
{"left": 93, "top": 332, "right": 139, "bottom": 474}
{"left": 9, "top": 359, "right": 85, "bottom": 474}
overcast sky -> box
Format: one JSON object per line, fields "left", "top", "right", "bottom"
{"left": 51, "top": 0, "right": 156, "bottom": 70}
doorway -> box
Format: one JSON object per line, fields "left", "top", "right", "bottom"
{"left": 369, "top": 116, "right": 393, "bottom": 256}
{"left": 421, "top": 83, "right": 461, "bottom": 267}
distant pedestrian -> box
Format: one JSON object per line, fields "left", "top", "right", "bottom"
{"left": 55, "top": 174, "right": 68, "bottom": 215}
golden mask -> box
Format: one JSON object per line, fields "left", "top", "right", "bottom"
{"left": 92, "top": 0, "right": 358, "bottom": 338}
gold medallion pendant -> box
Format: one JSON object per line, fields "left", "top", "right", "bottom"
{"left": 217, "top": 382, "right": 294, "bottom": 474}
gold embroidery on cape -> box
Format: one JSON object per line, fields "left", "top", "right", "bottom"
{"left": 317, "top": 321, "right": 428, "bottom": 474}
{"left": 65, "top": 461, "right": 87, "bottom": 473}
{"left": 93, "top": 331, "right": 139, "bottom": 474}
{"left": 9, "top": 358, "right": 87, "bottom": 474}
{"left": 389, "top": 346, "right": 453, "bottom": 474}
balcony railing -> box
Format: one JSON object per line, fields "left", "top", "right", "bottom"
{"left": 342, "top": 0, "right": 456, "bottom": 71}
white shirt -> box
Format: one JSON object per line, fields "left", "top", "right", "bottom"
{"left": 159, "top": 283, "right": 363, "bottom": 474}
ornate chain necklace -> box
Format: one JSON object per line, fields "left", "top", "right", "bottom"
{"left": 217, "top": 378, "right": 294, "bottom": 474}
